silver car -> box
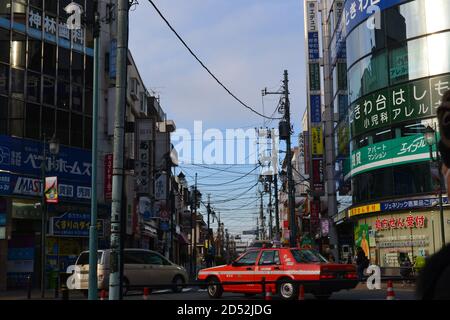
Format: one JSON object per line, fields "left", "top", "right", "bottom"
{"left": 74, "top": 249, "right": 188, "bottom": 294}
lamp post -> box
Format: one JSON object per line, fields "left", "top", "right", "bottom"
{"left": 424, "top": 125, "right": 446, "bottom": 249}
{"left": 41, "top": 134, "right": 59, "bottom": 298}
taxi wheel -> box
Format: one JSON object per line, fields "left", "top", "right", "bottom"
{"left": 207, "top": 277, "right": 223, "bottom": 299}
{"left": 314, "top": 293, "right": 331, "bottom": 300}
{"left": 277, "top": 279, "right": 298, "bottom": 300}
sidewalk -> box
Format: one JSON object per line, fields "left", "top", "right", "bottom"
{"left": 0, "top": 289, "right": 85, "bottom": 300}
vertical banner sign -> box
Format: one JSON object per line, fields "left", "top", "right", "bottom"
{"left": 310, "top": 95, "right": 321, "bottom": 123}
{"left": 303, "top": 131, "right": 310, "bottom": 175}
{"left": 310, "top": 200, "right": 320, "bottom": 231}
{"left": 45, "top": 177, "right": 58, "bottom": 204}
{"left": 312, "top": 159, "right": 324, "bottom": 191}
{"left": 311, "top": 126, "right": 324, "bottom": 156}
{"left": 104, "top": 154, "right": 113, "bottom": 201}
{"left": 135, "top": 119, "right": 153, "bottom": 194}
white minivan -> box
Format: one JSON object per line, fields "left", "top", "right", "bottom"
{"left": 73, "top": 249, "right": 188, "bottom": 294}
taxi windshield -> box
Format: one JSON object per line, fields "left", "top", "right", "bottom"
{"left": 290, "top": 249, "right": 328, "bottom": 263}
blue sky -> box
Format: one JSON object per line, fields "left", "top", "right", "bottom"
{"left": 129, "top": 0, "right": 307, "bottom": 235}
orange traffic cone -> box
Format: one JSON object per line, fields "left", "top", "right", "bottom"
{"left": 143, "top": 287, "right": 150, "bottom": 300}
{"left": 264, "top": 290, "right": 273, "bottom": 301}
{"left": 386, "top": 280, "right": 395, "bottom": 300}
{"left": 100, "top": 289, "right": 107, "bottom": 300}
{"left": 298, "top": 284, "right": 305, "bottom": 300}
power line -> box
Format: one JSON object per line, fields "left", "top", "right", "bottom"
{"left": 147, "top": 0, "right": 282, "bottom": 120}
{"left": 196, "top": 165, "right": 260, "bottom": 187}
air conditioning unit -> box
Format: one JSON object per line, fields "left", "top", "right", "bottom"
{"left": 130, "top": 77, "right": 139, "bottom": 100}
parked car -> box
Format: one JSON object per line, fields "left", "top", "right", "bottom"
{"left": 198, "top": 247, "right": 358, "bottom": 300}
{"left": 248, "top": 240, "right": 273, "bottom": 249}
{"left": 73, "top": 249, "right": 188, "bottom": 295}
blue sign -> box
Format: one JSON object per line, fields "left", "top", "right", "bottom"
{"left": 381, "top": 197, "right": 449, "bottom": 212}
{"left": 344, "top": 0, "right": 407, "bottom": 35}
{"left": 0, "top": 135, "right": 92, "bottom": 184}
{"left": 8, "top": 248, "right": 34, "bottom": 261}
{"left": 0, "top": 172, "right": 11, "bottom": 195}
{"left": 0, "top": 213, "right": 5, "bottom": 226}
{"left": 50, "top": 212, "right": 105, "bottom": 237}
{"left": 308, "top": 32, "right": 319, "bottom": 60}
{"left": 310, "top": 95, "right": 321, "bottom": 123}
{"left": 160, "top": 221, "right": 170, "bottom": 232}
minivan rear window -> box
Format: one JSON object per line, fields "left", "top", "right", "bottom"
{"left": 76, "top": 252, "right": 103, "bottom": 265}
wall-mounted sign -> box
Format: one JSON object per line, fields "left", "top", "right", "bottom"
{"left": 155, "top": 173, "right": 167, "bottom": 200}
{"left": 349, "top": 203, "right": 381, "bottom": 217}
{"left": 375, "top": 214, "right": 426, "bottom": 231}
{"left": 306, "top": 0, "right": 319, "bottom": 32}
{"left": 104, "top": 154, "right": 113, "bottom": 201}
{"left": 311, "top": 126, "right": 324, "bottom": 156}
{"left": 0, "top": 172, "right": 11, "bottom": 195}
{"left": 310, "top": 95, "right": 322, "bottom": 123}
{"left": 308, "top": 32, "right": 319, "bottom": 60}
{"left": 344, "top": 0, "right": 407, "bottom": 35}
{"left": 312, "top": 159, "right": 324, "bottom": 191}
{"left": 49, "top": 212, "right": 104, "bottom": 238}
{"left": 350, "top": 74, "right": 450, "bottom": 137}
{"left": 309, "top": 63, "right": 321, "bottom": 91}
{"left": 350, "top": 134, "right": 436, "bottom": 177}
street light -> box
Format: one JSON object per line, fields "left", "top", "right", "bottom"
{"left": 41, "top": 133, "right": 59, "bottom": 298}
{"left": 423, "top": 125, "right": 446, "bottom": 249}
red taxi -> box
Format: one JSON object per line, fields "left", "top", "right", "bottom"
{"left": 198, "top": 247, "right": 358, "bottom": 300}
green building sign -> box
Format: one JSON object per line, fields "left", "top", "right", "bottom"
{"left": 350, "top": 134, "right": 437, "bottom": 177}
{"left": 350, "top": 74, "right": 450, "bottom": 138}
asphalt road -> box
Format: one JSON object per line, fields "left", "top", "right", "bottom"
{"left": 123, "top": 285, "right": 417, "bottom": 300}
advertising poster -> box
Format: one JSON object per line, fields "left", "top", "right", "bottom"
{"left": 355, "top": 224, "right": 370, "bottom": 258}
{"left": 45, "top": 176, "right": 58, "bottom": 204}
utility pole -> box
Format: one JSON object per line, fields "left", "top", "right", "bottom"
{"left": 259, "top": 191, "right": 264, "bottom": 240}
{"left": 274, "top": 173, "right": 280, "bottom": 238}
{"left": 207, "top": 194, "right": 211, "bottom": 247}
{"left": 320, "top": 1, "right": 338, "bottom": 260}
{"left": 193, "top": 174, "right": 198, "bottom": 277}
{"left": 109, "top": 0, "right": 129, "bottom": 300}
{"left": 282, "top": 70, "right": 297, "bottom": 248}
{"left": 269, "top": 178, "right": 273, "bottom": 240}
{"left": 88, "top": 1, "right": 100, "bottom": 301}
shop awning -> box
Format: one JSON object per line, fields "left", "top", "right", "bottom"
{"left": 141, "top": 223, "right": 158, "bottom": 238}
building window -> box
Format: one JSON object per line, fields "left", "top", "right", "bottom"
{"left": 71, "top": 51, "right": 84, "bottom": 85}
{"left": 84, "top": 87, "right": 92, "bottom": 115}
{"left": 44, "top": 0, "right": 57, "bottom": 15}
{"left": 84, "top": 116, "right": 92, "bottom": 149}
{"left": 71, "top": 84, "right": 82, "bottom": 112}
{"left": 56, "top": 109, "right": 69, "bottom": 145}
{"left": 57, "top": 80, "right": 70, "bottom": 109}
{"left": 27, "top": 70, "right": 41, "bottom": 103}
{"left": 11, "top": 67, "right": 24, "bottom": 100}
{"left": 70, "top": 112, "right": 82, "bottom": 147}
{"left": 42, "top": 76, "right": 55, "bottom": 105}
{"left": 0, "top": 28, "right": 10, "bottom": 64}
{"left": 25, "top": 102, "right": 40, "bottom": 139}
{"left": 9, "top": 99, "right": 24, "bottom": 137}
{"left": 29, "top": 0, "right": 43, "bottom": 9}
{"left": 41, "top": 105, "right": 55, "bottom": 137}
{"left": 12, "top": 1, "right": 26, "bottom": 26}
{"left": 28, "top": 38, "right": 42, "bottom": 72}
{"left": 57, "top": 47, "right": 70, "bottom": 82}
{"left": 85, "top": 56, "right": 93, "bottom": 88}
{"left": 0, "top": 0, "right": 12, "bottom": 19}
{"left": 43, "top": 43, "right": 56, "bottom": 76}
{"left": 0, "top": 63, "right": 8, "bottom": 95}
{"left": 0, "top": 95, "right": 7, "bottom": 134}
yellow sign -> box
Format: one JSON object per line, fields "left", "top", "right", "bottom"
{"left": 349, "top": 203, "right": 381, "bottom": 217}
{"left": 311, "top": 126, "right": 323, "bottom": 156}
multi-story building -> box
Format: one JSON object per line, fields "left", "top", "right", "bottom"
{"left": 0, "top": 0, "right": 177, "bottom": 291}
{"left": 318, "top": 0, "right": 450, "bottom": 266}
{"left": 344, "top": 0, "right": 450, "bottom": 267}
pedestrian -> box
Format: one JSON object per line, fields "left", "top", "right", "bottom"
{"left": 417, "top": 89, "right": 450, "bottom": 299}
{"left": 399, "top": 253, "right": 412, "bottom": 286}
{"left": 355, "top": 246, "right": 369, "bottom": 281}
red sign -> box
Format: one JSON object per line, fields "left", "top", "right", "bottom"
{"left": 104, "top": 154, "right": 113, "bottom": 201}
{"left": 375, "top": 214, "right": 426, "bottom": 231}
{"left": 283, "top": 220, "right": 289, "bottom": 229}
